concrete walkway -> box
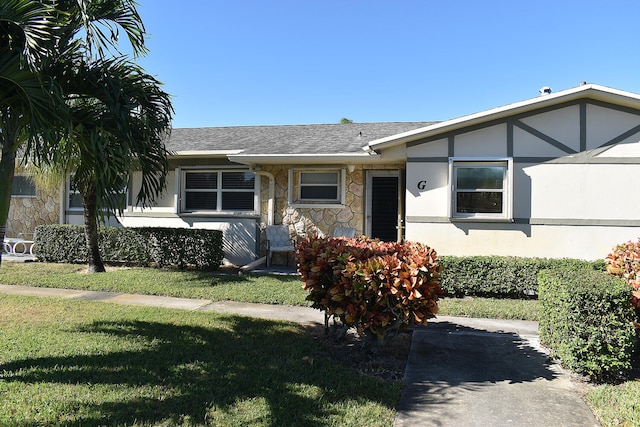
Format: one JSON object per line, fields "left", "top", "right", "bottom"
{"left": 0, "top": 283, "right": 600, "bottom": 427}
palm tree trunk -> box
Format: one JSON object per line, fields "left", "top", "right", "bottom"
{"left": 81, "top": 184, "right": 106, "bottom": 273}
{"left": 0, "top": 131, "right": 18, "bottom": 269}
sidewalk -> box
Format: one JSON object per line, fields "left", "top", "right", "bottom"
{"left": 0, "top": 283, "right": 600, "bottom": 427}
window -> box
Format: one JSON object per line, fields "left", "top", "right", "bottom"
{"left": 67, "top": 179, "right": 83, "bottom": 210}
{"left": 289, "top": 169, "right": 345, "bottom": 206}
{"left": 11, "top": 175, "right": 36, "bottom": 197}
{"left": 450, "top": 159, "right": 512, "bottom": 220}
{"left": 182, "top": 170, "right": 256, "bottom": 212}
{"left": 66, "top": 175, "right": 128, "bottom": 211}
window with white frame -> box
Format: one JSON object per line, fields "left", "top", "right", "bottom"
{"left": 66, "top": 175, "right": 128, "bottom": 211}
{"left": 11, "top": 175, "right": 36, "bottom": 197}
{"left": 67, "top": 178, "right": 83, "bottom": 210}
{"left": 289, "top": 169, "right": 344, "bottom": 206}
{"left": 450, "top": 159, "right": 512, "bottom": 220}
{"left": 182, "top": 170, "right": 256, "bottom": 212}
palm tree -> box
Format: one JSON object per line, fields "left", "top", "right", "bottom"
{"left": 0, "top": 0, "right": 65, "bottom": 267}
{"left": 56, "top": 57, "right": 172, "bottom": 272}
{"left": 0, "top": 0, "right": 171, "bottom": 270}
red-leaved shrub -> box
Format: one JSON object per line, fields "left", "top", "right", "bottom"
{"left": 297, "top": 236, "right": 442, "bottom": 344}
{"left": 605, "top": 238, "right": 640, "bottom": 327}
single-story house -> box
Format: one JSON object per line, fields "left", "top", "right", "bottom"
{"left": 7, "top": 83, "right": 640, "bottom": 265}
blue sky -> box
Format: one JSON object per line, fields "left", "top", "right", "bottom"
{"left": 131, "top": 0, "right": 640, "bottom": 128}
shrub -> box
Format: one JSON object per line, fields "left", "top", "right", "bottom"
{"left": 605, "top": 239, "right": 640, "bottom": 326}
{"left": 139, "top": 227, "right": 224, "bottom": 270}
{"left": 297, "top": 236, "right": 442, "bottom": 346}
{"left": 539, "top": 267, "right": 637, "bottom": 381}
{"left": 440, "top": 256, "right": 603, "bottom": 299}
{"left": 34, "top": 225, "right": 86, "bottom": 264}
{"left": 34, "top": 225, "right": 223, "bottom": 270}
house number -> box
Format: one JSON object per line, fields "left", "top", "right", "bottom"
{"left": 417, "top": 180, "right": 427, "bottom": 190}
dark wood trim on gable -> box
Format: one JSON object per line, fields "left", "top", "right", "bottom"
{"left": 507, "top": 122, "right": 514, "bottom": 157}
{"left": 513, "top": 119, "right": 577, "bottom": 154}
{"left": 408, "top": 156, "right": 640, "bottom": 164}
{"left": 599, "top": 123, "right": 640, "bottom": 148}
{"left": 407, "top": 98, "right": 640, "bottom": 158}
{"left": 580, "top": 102, "right": 587, "bottom": 152}
{"left": 586, "top": 98, "right": 640, "bottom": 117}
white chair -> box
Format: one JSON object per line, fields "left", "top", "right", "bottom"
{"left": 333, "top": 227, "right": 356, "bottom": 238}
{"left": 265, "top": 225, "right": 295, "bottom": 267}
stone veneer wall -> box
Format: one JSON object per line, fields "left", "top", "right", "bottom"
{"left": 6, "top": 177, "right": 60, "bottom": 239}
{"left": 258, "top": 164, "right": 402, "bottom": 260}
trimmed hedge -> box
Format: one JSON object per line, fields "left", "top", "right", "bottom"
{"left": 34, "top": 225, "right": 223, "bottom": 270}
{"left": 440, "top": 256, "right": 605, "bottom": 299}
{"left": 297, "top": 236, "right": 442, "bottom": 345}
{"left": 538, "top": 268, "right": 637, "bottom": 381}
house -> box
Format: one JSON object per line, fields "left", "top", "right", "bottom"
{"left": 7, "top": 83, "right": 640, "bottom": 264}
{"left": 114, "top": 122, "right": 434, "bottom": 266}
{"left": 368, "top": 83, "right": 640, "bottom": 261}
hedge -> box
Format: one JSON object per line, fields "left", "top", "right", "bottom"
{"left": 538, "top": 267, "right": 637, "bottom": 381}
{"left": 34, "top": 225, "right": 223, "bottom": 270}
{"left": 439, "top": 256, "right": 605, "bottom": 299}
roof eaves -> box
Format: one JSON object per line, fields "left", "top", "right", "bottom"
{"left": 228, "top": 152, "right": 381, "bottom": 165}
{"left": 170, "top": 150, "right": 244, "bottom": 158}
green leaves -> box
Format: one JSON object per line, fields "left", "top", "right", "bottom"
{"left": 0, "top": 0, "right": 169, "bottom": 269}
{"left": 539, "top": 268, "right": 637, "bottom": 381}
{"left": 605, "top": 238, "right": 640, "bottom": 329}
{"left": 297, "top": 236, "right": 443, "bottom": 344}
{"left": 61, "top": 56, "right": 172, "bottom": 214}
{"left": 0, "top": 0, "right": 60, "bottom": 67}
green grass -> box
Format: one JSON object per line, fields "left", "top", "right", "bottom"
{"left": 1, "top": 261, "right": 636, "bottom": 425}
{"left": 0, "top": 263, "right": 542, "bottom": 320}
{"left": 0, "top": 294, "right": 399, "bottom": 426}
{"left": 438, "top": 297, "right": 540, "bottom": 321}
{"left": 0, "top": 262, "right": 308, "bottom": 306}
{"left": 584, "top": 380, "right": 640, "bottom": 427}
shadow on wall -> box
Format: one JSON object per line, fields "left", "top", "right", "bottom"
{"left": 182, "top": 218, "right": 258, "bottom": 267}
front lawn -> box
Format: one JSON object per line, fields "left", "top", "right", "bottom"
{"left": 3, "top": 261, "right": 638, "bottom": 426}
{"left": 0, "top": 294, "right": 399, "bottom": 426}
{"left": 0, "top": 263, "right": 542, "bottom": 320}
{"left": 0, "top": 262, "right": 309, "bottom": 306}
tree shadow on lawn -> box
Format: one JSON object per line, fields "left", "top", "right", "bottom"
{"left": 5, "top": 316, "right": 397, "bottom": 426}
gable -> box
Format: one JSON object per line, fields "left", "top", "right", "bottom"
{"left": 407, "top": 98, "right": 640, "bottom": 162}
{"left": 371, "top": 84, "right": 640, "bottom": 157}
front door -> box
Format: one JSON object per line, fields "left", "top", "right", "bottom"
{"left": 366, "top": 170, "right": 401, "bottom": 242}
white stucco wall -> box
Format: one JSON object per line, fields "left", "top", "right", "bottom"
{"left": 405, "top": 222, "right": 636, "bottom": 260}
{"left": 524, "top": 162, "right": 640, "bottom": 220}
{"left": 404, "top": 103, "right": 640, "bottom": 260}
{"left": 453, "top": 124, "right": 508, "bottom": 157}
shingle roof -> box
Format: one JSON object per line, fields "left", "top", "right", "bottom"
{"left": 166, "top": 122, "right": 436, "bottom": 155}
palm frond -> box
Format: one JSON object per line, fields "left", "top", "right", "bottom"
{"left": 62, "top": 55, "right": 172, "bottom": 215}
{"left": 59, "top": 0, "right": 147, "bottom": 59}
{"left": 0, "top": 51, "right": 67, "bottom": 161}
{"left": 0, "top": 0, "right": 60, "bottom": 68}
